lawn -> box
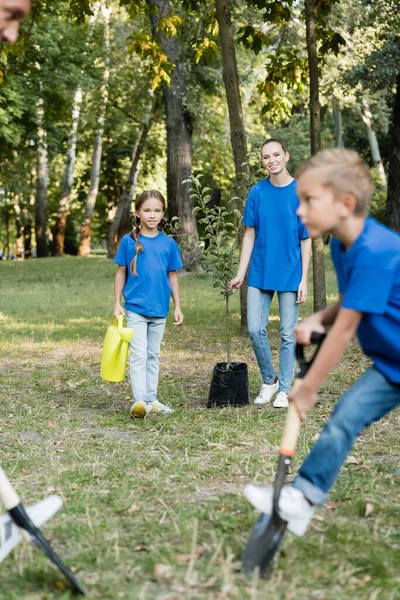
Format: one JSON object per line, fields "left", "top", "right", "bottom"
{"left": 0, "top": 255, "right": 399, "bottom": 600}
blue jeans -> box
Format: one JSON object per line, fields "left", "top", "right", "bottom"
{"left": 294, "top": 366, "right": 400, "bottom": 505}
{"left": 247, "top": 286, "right": 298, "bottom": 393}
{"left": 126, "top": 310, "right": 167, "bottom": 403}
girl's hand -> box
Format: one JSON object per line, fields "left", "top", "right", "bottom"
{"left": 113, "top": 304, "right": 125, "bottom": 319}
{"left": 229, "top": 275, "right": 243, "bottom": 289}
{"left": 288, "top": 381, "right": 318, "bottom": 421}
{"left": 296, "top": 279, "right": 308, "bottom": 303}
{"left": 173, "top": 308, "right": 184, "bottom": 326}
{"left": 294, "top": 317, "right": 325, "bottom": 345}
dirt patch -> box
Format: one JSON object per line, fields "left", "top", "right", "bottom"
{"left": 77, "top": 427, "right": 135, "bottom": 442}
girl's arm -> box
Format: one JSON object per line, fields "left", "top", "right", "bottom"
{"left": 113, "top": 266, "right": 126, "bottom": 318}
{"left": 168, "top": 271, "right": 184, "bottom": 325}
{"left": 297, "top": 237, "right": 312, "bottom": 303}
{"left": 289, "top": 307, "right": 361, "bottom": 420}
{"left": 229, "top": 227, "right": 256, "bottom": 289}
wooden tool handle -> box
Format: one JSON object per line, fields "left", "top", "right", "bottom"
{"left": 279, "top": 402, "right": 301, "bottom": 456}
{"left": 0, "top": 467, "right": 20, "bottom": 510}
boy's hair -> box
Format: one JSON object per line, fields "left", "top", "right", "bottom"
{"left": 130, "top": 190, "right": 166, "bottom": 276}
{"left": 261, "top": 138, "right": 287, "bottom": 154}
{"left": 296, "top": 149, "right": 372, "bottom": 216}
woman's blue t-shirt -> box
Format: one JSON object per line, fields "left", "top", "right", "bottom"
{"left": 243, "top": 179, "right": 309, "bottom": 291}
{"left": 331, "top": 217, "right": 400, "bottom": 384}
{"left": 114, "top": 232, "right": 183, "bottom": 318}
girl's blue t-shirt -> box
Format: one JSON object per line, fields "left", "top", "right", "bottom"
{"left": 243, "top": 179, "right": 309, "bottom": 291}
{"left": 331, "top": 217, "right": 400, "bottom": 385}
{"left": 114, "top": 232, "right": 183, "bottom": 318}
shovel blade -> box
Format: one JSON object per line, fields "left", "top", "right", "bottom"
{"left": 242, "top": 512, "right": 288, "bottom": 577}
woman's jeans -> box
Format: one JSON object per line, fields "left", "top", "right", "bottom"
{"left": 126, "top": 310, "right": 166, "bottom": 403}
{"left": 247, "top": 286, "right": 298, "bottom": 393}
{"left": 293, "top": 366, "right": 400, "bottom": 505}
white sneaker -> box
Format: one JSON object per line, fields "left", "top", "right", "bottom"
{"left": 243, "top": 484, "right": 314, "bottom": 536}
{"left": 273, "top": 391, "right": 289, "bottom": 408}
{"left": 130, "top": 400, "right": 150, "bottom": 419}
{"left": 148, "top": 400, "right": 174, "bottom": 415}
{"left": 254, "top": 380, "right": 279, "bottom": 405}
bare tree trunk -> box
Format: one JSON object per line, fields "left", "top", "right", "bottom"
{"left": 54, "top": 88, "right": 83, "bottom": 255}
{"left": 332, "top": 99, "right": 343, "bottom": 147}
{"left": 78, "top": 1, "right": 111, "bottom": 257}
{"left": 361, "top": 100, "right": 387, "bottom": 187}
{"left": 215, "top": 0, "right": 248, "bottom": 332}
{"left": 305, "top": 0, "right": 327, "bottom": 312}
{"left": 149, "top": 0, "right": 198, "bottom": 266}
{"left": 107, "top": 96, "right": 160, "bottom": 258}
{"left": 35, "top": 94, "right": 49, "bottom": 258}
{"left": 13, "top": 195, "right": 24, "bottom": 258}
{"left": 386, "top": 72, "right": 400, "bottom": 232}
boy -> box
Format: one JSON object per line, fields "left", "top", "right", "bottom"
{"left": 244, "top": 148, "right": 400, "bottom": 536}
{"left": 0, "top": 0, "right": 31, "bottom": 43}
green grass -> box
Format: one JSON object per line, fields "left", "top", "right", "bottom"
{"left": 0, "top": 255, "right": 399, "bottom": 600}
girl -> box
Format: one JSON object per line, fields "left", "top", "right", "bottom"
{"left": 113, "top": 190, "right": 184, "bottom": 418}
{"left": 230, "top": 139, "right": 311, "bottom": 408}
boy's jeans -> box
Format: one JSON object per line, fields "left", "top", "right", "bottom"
{"left": 247, "top": 286, "right": 298, "bottom": 393}
{"left": 126, "top": 310, "right": 166, "bottom": 403}
{"left": 294, "top": 366, "right": 400, "bottom": 505}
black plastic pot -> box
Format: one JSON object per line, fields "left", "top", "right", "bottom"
{"left": 207, "top": 362, "right": 250, "bottom": 408}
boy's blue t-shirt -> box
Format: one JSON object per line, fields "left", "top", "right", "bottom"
{"left": 331, "top": 217, "right": 400, "bottom": 384}
{"left": 114, "top": 232, "right": 183, "bottom": 318}
{"left": 243, "top": 179, "right": 309, "bottom": 291}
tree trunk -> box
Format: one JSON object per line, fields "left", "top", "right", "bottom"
{"left": 304, "top": 0, "right": 327, "bottom": 312}
{"left": 54, "top": 88, "right": 83, "bottom": 255}
{"left": 78, "top": 1, "right": 111, "bottom": 257}
{"left": 107, "top": 97, "right": 160, "bottom": 258}
{"left": 361, "top": 100, "right": 387, "bottom": 187}
{"left": 13, "top": 195, "right": 24, "bottom": 259}
{"left": 35, "top": 94, "right": 49, "bottom": 258}
{"left": 332, "top": 99, "right": 343, "bottom": 147}
{"left": 149, "top": 0, "right": 198, "bottom": 267}
{"left": 215, "top": 0, "right": 248, "bottom": 332}
{"left": 386, "top": 71, "right": 400, "bottom": 232}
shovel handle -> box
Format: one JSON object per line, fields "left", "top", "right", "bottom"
{"left": 0, "top": 467, "right": 20, "bottom": 510}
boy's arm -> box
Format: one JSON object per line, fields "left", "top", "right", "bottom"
{"left": 168, "top": 271, "right": 184, "bottom": 325}
{"left": 297, "top": 237, "right": 312, "bottom": 303}
{"left": 290, "top": 307, "right": 362, "bottom": 420}
{"left": 114, "top": 266, "right": 126, "bottom": 318}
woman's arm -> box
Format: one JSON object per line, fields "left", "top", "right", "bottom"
{"left": 168, "top": 271, "right": 184, "bottom": 325}
{"left": 113, "top": 265, "right": 126, "bottom": 318}
{"left": 229, "top": 227, "right": 256, "bottom": 289}
{"left": 297, "top": 237, "right": 312, "bottom": 303}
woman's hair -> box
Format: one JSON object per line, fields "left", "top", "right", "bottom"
{"left": 130, "top": 190, "right": 166, "bottom": 276}
{"left": 296, "top": 149, "right": 372, "bottom": 216}
{"left": 261, "top": 138, "right": 287, "bottom": 154}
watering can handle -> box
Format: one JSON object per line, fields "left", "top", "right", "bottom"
{"left": 114, "top": 314, "right": 124, "bottom": 329}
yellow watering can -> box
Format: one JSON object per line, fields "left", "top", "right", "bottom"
{"left": 100, "top": 314, "right": 134, "bottom": 382}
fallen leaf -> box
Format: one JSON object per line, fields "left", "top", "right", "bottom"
{"left": 128, "top": 503, "right": 140, "bottom": 513}
{"left": 314, "top": 514, "right": 325, "bottom": 522}
{"left": 346, "top": 455, "right": 359, "bottom": 465}
{"left": 47, "top": 422, "right": 57, "bottom": 429}
{"left": 154, "top": 563, "right": 173, "bottom": 580}
{"left": 365, "top": 503, "right": 374, "bottom": 517}
{"left": 71, "top": 483, "right": 79, "bottom": 490}
{"left": 325, "top": 501, "right": 341, "bottom": 511}
{"left": 46, "top": 486, "right": 57, "bottom": 494}
{"left": 207, "top": 442, "right": 227, "bottom": 449}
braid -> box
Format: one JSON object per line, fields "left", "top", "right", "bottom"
{"left": 130, "top": 216, "right": 144, "bottom": 276}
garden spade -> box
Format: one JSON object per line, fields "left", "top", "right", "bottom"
{"left": 242, "top": 332, "right": 326, "bottom": 577}
{"left": 0, "top": 466, "right": 85, "bottom": 595}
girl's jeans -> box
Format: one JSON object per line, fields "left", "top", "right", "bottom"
{"left": 294, "top": 366, "right": 400, "bottom": 505}
{"left": 126, "top": 310, "right": 166, "bottom": 403}
{"left": 247, "top": 286, "right": 298, "bottom": 393}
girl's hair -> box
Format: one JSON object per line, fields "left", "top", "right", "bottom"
{"left": 261, "top": 138, "right": 287, "bottom": 154}
{"left": 296, "top": 149, "right": 372, "bottom": 216}
{"left": 130, "top": 190, "right": 166, "bottom": 276}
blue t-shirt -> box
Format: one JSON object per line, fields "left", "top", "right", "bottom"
{"left": 331, "top": 217, "right": 400, "bottom": 384}
{"left": 114, "top": 232, "right": 183, "bottom": 318}
{"left": 243, "top": 179, "right": 309, "bottom": 291}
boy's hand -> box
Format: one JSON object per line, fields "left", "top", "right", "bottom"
{"left": 296, "top": 278, "right": 308, "bottom": 303}
{"left": 289, "top": 381, "right": 318, "bottom": 421}
{"left": 229, "top": 275, "right": 243, "bottom": 289}
{"left": 295, "top": 318, "right": 326, "bottom": 345}
{"left": 113, "top": 304, "right": 125, "bottom": 319}
{"left": 173, "top": 308, "right": 184, "bottom": 326}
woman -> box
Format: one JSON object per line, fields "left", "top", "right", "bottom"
{"left": 230, "top": 139, "right": 311, "bottom": 408}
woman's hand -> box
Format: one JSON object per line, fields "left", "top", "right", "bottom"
{"left": 173, "top": 307, "right": 184, "bottom": 326}
{"left": 296, "top": 278, "right": 308, "bottom": 303}
{"left": 229, "top": 275, "right": 244, "bottom": 289}
{"left": 113, "top": 304, "right": 125, "bottom": 319}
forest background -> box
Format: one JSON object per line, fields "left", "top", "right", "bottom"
{"left": 0, "top": 0, "right": 399, "bottom": 276}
